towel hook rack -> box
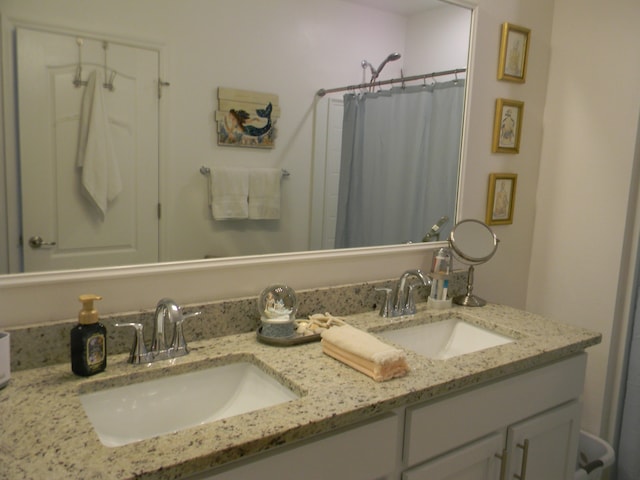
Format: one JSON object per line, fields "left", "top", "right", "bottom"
{"left": 73, "top": 38, "right": 88, "bottom": 88}
{"left": 102, "top": 41, "right": 115, "bottom": 91}
{"left": 72, "top": 38, "right": 117, "bottom": 91}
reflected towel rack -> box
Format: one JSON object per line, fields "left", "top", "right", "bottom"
{"left": 199, "top": 166, "right": 289, "bottom": 177}
{"left": 199, "top": 166, "right": 289, "bottom": 210}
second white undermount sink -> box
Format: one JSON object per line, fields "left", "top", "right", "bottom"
{"left": 80, "top": 361, "right": 299, "bottom": 447}
{"left": 378, "top": 317, "right": 514, "bottom": 360}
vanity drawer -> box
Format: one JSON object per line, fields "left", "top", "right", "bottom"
{"left": 200, "top": 412, "right": 401, "bottom": 480}
{"left": 404, "top": 353, "right": 587, "bottom": 467}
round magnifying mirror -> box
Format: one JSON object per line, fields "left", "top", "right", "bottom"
{"left": 448, "top": 219, "right": 499, "bottom": 307}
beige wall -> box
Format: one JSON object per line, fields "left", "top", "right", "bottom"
{"left": 527, "top": 0, "right": 640, "bottom": 439}
{"left": 465, "top": 0, "right": 640, "bottom": 439}
{"left": 459, "top": 0, "right": 554, "bottom": 309}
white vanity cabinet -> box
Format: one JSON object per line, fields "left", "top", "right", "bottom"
{"left": 402, "top": 354, "right": 586, "bottom": 480}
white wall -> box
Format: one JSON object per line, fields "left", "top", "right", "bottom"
{"left": 405, "top": 4, "right": 471, "bottom": 78}
{"left": 459, "top": 0, "right": 554, "bottom": 309}
{"left": 527, "top": 0, "right": 640, "bottom": 438}
{"left": 160, "top": 0, "right": 409, "bottom": 260}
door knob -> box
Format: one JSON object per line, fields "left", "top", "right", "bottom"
{"left": 28, "top": 236, "right": 57, "bottom": 249}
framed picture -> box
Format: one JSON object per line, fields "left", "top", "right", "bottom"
{"left": 492, "top": 98, "right": 524, "bottom": 154}
{"left": 497, "top": 22, "right": 530, "bottom": 83}
{"left": 486, "top": 173, "right": 517, "bottom": 225}
{"left": 216, "top": 87, "right": 279, "bottom": 149}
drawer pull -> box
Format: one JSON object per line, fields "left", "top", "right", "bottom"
{"left": 514, "top": 439, "right": 530, "bottom": 480}
{"left": 495, "top": 448, "right": 507, "bottom": 480}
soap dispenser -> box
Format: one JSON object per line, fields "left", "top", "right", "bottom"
{"left": 71, "top": 294, "right": 107, "bottom": 377}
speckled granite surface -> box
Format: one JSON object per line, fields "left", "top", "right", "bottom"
{"left": 0, "top": 300, "right": 600, "bottom": 480}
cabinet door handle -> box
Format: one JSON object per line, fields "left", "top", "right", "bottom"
{"left": 495, "top": 448, "right": 508, "bottom": 480}
{"left": 514, "top": 439, "right": 530, "bottom": 480}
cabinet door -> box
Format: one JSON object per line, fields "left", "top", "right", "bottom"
{"left": 506, "top": 401, "right": 581, "bottom": 480}
{"left": 403, "top": 431, "right": 506, "bottom": 480}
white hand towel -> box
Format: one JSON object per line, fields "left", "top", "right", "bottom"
{"left": 211, "top": 167, "right": 249, "bottom": 219}
{"left": 249, "top": 168, "right": 281, "bottom": 220}
{"left": 76, "top": 70, "right": 122, "bottom": 218}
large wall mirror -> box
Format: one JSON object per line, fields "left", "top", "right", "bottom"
{"left": 0, "top": 0, "right": 472, "bottom": 277}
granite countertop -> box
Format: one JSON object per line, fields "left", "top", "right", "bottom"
{"left": 0, "top": 303, "right": 600, "bottom": 479}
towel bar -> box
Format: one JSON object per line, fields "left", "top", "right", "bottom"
{"left": 199, "top": 166, "right": 289, "bottom": 177}
{"left": 199, "top": 166, "right": 288, "bottom": 213}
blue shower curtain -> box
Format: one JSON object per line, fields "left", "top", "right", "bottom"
{"left": 617, "top": 255, "right": 640, "bottom": 479}
{"left": 334, "top": 80, "right": 464, "bottom": 248}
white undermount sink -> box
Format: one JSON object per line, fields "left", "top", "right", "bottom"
{"left": 378, "top": 317, "right": 514, "bottom": 360}
{"left": 80, "top": 361, "right": 299, "bottom": 447}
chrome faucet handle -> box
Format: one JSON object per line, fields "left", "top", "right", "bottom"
{"left": 375, "top": 287, "right": 393, "bottom": 317}
{"left": 115, "top": 322, "right": 150, "bottom": 364}
{"left": 170, "top": 310, "right": 202, "bottom": 356}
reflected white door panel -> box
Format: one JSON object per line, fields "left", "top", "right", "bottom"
{"left": 17, "top": 27, "right": 159, "bottom": 272}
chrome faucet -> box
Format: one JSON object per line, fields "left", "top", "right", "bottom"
{"left": 116, "top": 298, "right": 201, "bottom": 364}
{"left": 377, "top": 269, "right": 430, "bottom": 317}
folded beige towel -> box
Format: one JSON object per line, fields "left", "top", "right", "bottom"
{"left": 321, "top": 324, "right": 409, "bottom": 382}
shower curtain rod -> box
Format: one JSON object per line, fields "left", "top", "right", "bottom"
{"left": 316, "top": 67, "right": 466, "bottom": 97}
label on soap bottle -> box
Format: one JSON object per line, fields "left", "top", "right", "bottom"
{"left": 86, "top": 333, "right": 105, "bottom": 369}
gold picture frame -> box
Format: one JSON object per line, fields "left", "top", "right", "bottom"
{"left": 486, "top": 173, "right": 517, "bottom": 225}
{"left": 497, "top": 22, "right": 530, "bottom": 83}
{"left": 492, "top": 98, "right": 524, "bottom": 154}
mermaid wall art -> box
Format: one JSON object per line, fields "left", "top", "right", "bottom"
{"left": 217, "top": 88, "right": 279, "bottom": 148}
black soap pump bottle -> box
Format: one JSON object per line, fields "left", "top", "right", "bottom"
{"left": 71, "top": 294, "right": 107, "bottom": 377}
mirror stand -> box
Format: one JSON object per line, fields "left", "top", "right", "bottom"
{"left": 448, "top": 219, "right": 499, "bottom": 308}
{"left": 454, "top": 264, "right": 486, "bottom": 307}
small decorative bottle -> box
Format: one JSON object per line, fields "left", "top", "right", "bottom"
{"left": 71, "top": 294, "right": 107, "bottom": 377}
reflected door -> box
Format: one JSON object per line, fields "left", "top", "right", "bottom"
{"left": 310, "top": 96, "right": 343, "bottom": 250}
{"left": 16, "top": 27, "right": 159, "bottom": 272}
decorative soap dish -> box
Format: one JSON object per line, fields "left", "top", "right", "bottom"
{"left": 256, "top": 326, "right": 321, "bottom": 346}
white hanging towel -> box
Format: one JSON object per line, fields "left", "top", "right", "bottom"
{"left": 211, "top": 167, "right": 249, "bottom": 219}
{"left": 76, "top": 70, "right": 122, "bottom": 218}
{"left": 249, "top": 168, "right": 281, "bottom": 220}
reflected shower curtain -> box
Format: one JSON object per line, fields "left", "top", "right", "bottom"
{"left": 335, "top": 81, "right": 464, "bottom": 248}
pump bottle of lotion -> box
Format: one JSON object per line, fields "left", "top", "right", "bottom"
{"left": 71, "top": 294, "right": 107, "bottom": 376}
